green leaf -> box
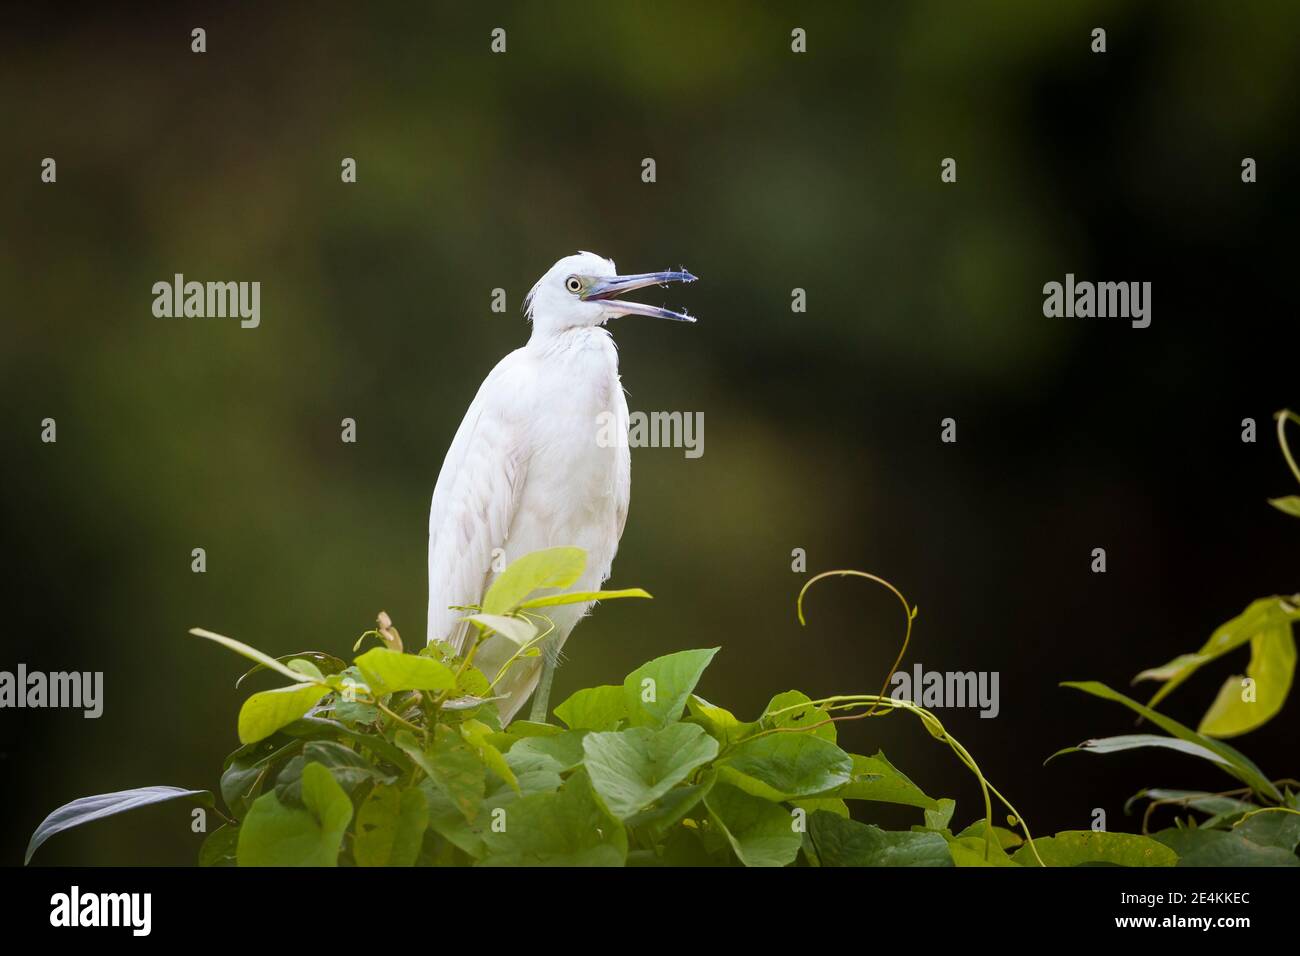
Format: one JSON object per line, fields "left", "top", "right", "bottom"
{"left": 199, "top": 824, "right": 239, "bottom": 867}
{"left": 1011, "top": 830, "right": 1177, "bottom": 867}
{"left": 1124, "top": 788, "right": 1257, "bottom": 819}
{"left": 1060, "top": 681, "right": 1281, "bottom": 801}
{"left": 461, "top": 719, "right": 519, "bottom": 793}
{"left": 287, "top": 659, "right": 325, "bottom": 682}
{"left": 657, "top": 825, "right": 723, "bottom": 866}
{"left": 954, "top": 820, "right": 1024, "bottom": 850}
{"left": 946, "top": 835, "right": 1020, "bottom": 867}
{"left": 190, "top": 628, "right": 327, "bottom": 686}
{"left": 792, "top": 797, "right": 850, "bottom": 819}
{"left": 237, "top": 763, "right": 352, "bottom": 866}
{"left": 626, "top": 775, "right": 716, "bottom": 840}
{"left": 1048, "top": 734, "right": 1233, "bottom": 767}
{"left": 353, "top": 785, "right": 399, "bottom": 866}
{"left": 623, "top": 648, "right": 720, "bottom": 728}
{"left": 1199, "top": 626, "right": 1296, "bottom": 738}
{"left": 275, "top": 740, "right": 390, "bottom": 804}
{"left": 1133, "top": 654, "right": 1201, "bottom": 684}
{"left": 462, "top": 613, "right": 537, "bottom": 646}
{"left": 808, "top": 811, "right": 952, "bottom": 867}
{"left": 497, "top": 763, "right": 562, "bottom": 800}
{"left": 419, "top": 780, "right": 486, "bottom": 859}
{"left": 1234, "top": 808, "right": 1300, "bottom": 852}
{"left": 716, "top": 733, "right": 853, "bottom": 801}
{"left": 924, "top": 798, "right": 957, "bottom": 831}
{"left": 554, "top": 684, "right": 626, "bottom": 731}
{"left": 236, "top": 651, "right": 347, "bottom": 689}
{"left": 238, "top": 682, "right": 331, "bottom": 744}
{"left": 331, "top": 666, "right": 379, "bottom": 726}
{"left": 761, "top": 690, "right": 836, "bottom": 742}
{"left": 703, "top": 782, "right": 802, "bottom": 867}
{"left": 451, "top": 661, "right": 492, "bottom": 700}
{"left": 354, "top": 647, "right": 455, "bottom": 695}
{"left": 354, "top": 784, "right": 429, "bottom": 867}
{"left": 220, "top": 737, "right": 300, "bottom": 817}
{"left": 1268, "top": 496, "right": 1300, "bottom": 517}
{"left": 482, "top": 546, "right": 586, "bottom": 615}
{"left": 504, "top": 720, "right": 563, "bottom": 738}
{"left": 517, "top": 587, "right": 652, "bottom": 609}
{"left": 479, "top": 771, "right": 627, "bottom": 866}
{"left": 687, "top": 695, "right": 757, "bottom": 745}
{"left": 26, "top": 786, "right": 214, "bottom": 865}
{"left": 821, "top": 751, "right": 938, "bottom": 810}
{"left": 281, "top": 716, "right": 410, "bottom": 769}
{"left": 397, "top": 727, "right": 486, "bottom": 824}
{"left": 506, "top": 731, "right": 589, "bottom": 775}
{"left": 1134, "top": 597, "right": 1300, "bottom": 730}
{"left": 1153, "top": 827, "right": 1300, "bottom": 867}
{"left": 583, "top": 724, "right": 719, "bottom": 819}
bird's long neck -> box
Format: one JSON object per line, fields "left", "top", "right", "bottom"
{"left": 527, "top": 324, "right": 616, "bottom": 359}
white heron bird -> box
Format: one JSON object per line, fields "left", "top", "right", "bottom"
{"left": 427, "top": 252, "right": 697, "bottom": 723}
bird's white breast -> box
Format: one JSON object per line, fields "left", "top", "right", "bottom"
{"left": 426, "top": 323, "right": 631, "bottom": 720}
{"left": 508, "top": 327, "right": 629, "bottom": 590}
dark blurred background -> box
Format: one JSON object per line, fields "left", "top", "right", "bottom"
{"left": 3, "top": 1, "right": 1299, "bottom": 865}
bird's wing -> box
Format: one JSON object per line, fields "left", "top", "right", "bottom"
{"left": 427, "top": 349, "right": 535, "bottom": 651}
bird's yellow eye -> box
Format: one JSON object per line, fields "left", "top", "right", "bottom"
{"left": 565, "top": 276, "right": 583, "bottom": 295}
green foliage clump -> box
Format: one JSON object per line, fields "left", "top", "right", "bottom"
{"left": 28, "top": 546, "right": 1059, "bottom": 867}
{"left": 29, "top": 412, "right": 1300, "bottom": 868}
{"left": 1050, "top": 410, "right": 1300, "bottom": 866}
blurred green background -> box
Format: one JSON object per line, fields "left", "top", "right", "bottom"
{"left": 3, "top": 1, "right": 1299, "bottom": 864}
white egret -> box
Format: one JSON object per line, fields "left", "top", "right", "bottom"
{"left": 427, "top": 252, "right": 697, "bottom": 723}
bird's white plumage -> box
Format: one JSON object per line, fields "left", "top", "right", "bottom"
{"left": 428, "top": 253, "right": 637, "bottom": 721}
{"left": 425, "top": 352, "right": 536, "bottom": 651}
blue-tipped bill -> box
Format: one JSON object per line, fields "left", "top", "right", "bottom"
{"left": 582, "top": 270, "right": 698, "bottom": 322}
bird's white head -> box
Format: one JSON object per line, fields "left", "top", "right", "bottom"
{"left": 524, "top": 251, "right": 698, "bottom": 338}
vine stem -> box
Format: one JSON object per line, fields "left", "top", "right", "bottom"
{"left": 1275, "top": 410, "right": 1300, "bottom": 486}
{"left": 430, "top": 624, "right": 493, "bottom": 710}
{"left": 376, "top": 699, "right": 423, "bottom": 737}
{"left": 489, "top": 612, "right": 556, "bottom": 690}
{"left": 1233, "top": 806, "right": 1300, "bottom": 828}
{"left": 761, "top": 691, "right": 1045, "bottom": 865}
{"left": 786, "top": 569, "right": 1044, "bottom": 865}
{"left": 797, "top": 570, "right": 916, "bottom": 718}
{"left": 426, "top": 611, "right": 558, "bottom": 718}
{"left": 1139, "top": 787, "right": 1252, "bottom": 835}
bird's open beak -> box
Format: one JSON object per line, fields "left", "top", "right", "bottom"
{"left": 582, "top": 270, "right": 698, "bottom": 322}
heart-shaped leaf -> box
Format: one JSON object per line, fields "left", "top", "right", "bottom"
{"left": 583, "top": 724, "right": 718, "bottom": 819}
